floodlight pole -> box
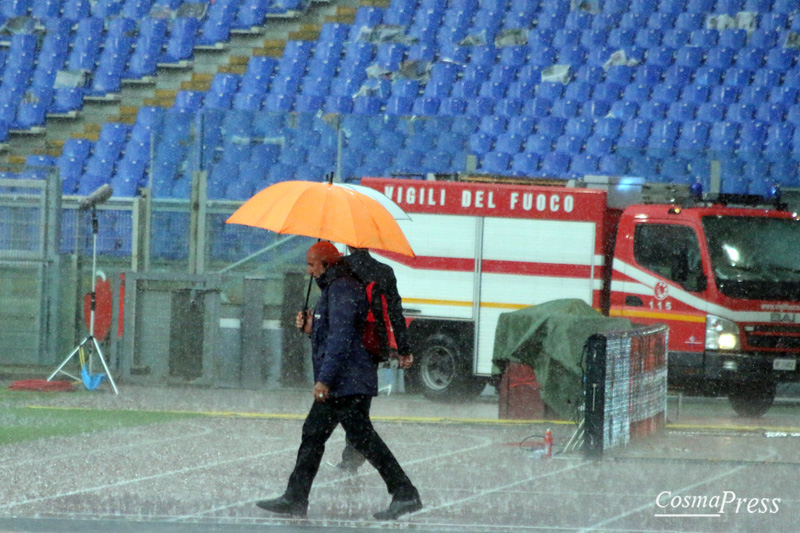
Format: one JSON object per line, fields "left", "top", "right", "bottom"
{"left": 48, "top": 207, "right": 119, "bottom": 394}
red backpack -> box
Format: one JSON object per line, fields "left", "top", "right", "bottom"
{"left": 362, "top": 281, "right": 397, "bottom": 363}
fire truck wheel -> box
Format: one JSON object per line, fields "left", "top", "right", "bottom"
{"left": 727, "top": 382, "right": 776, "bottom": 418}
{"left": 415, "top": 333, "right": 485, "bottom": 401}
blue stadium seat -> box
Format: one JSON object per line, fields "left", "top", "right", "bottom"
{"left": 609, "top": 100, "right": 639, "bottom": 120}
{"left": 765, "top": 48, "right": 797, "bottom": 72}
{"left": 739, "top": 85, "right": 769, "bottom": 106}
{"left": 519, "top": 97, "right": 549, "bottom": 120}
{"left": 704, "top": 47, "right": 736, "bottom": 70}
{"left": 726, "top": 102, "right": 755, "bottom": 123}
{"left": 539, "top": 152, "right": 571, "bottom": 177}
{"left": 667, "top": 101, "right": 697, "bottom": 121}
{"left": 645, "top": 46, "right": 675, "bottom": 69}
{"left": 639, "top": 101, "right": 668, "bottom": 121}
{"left": 764, "top": 123, "right": 794, "bottom": 160}
{"left": 607, "top": 27, "right": 636, "bottom": 48}
{"left": 524, "top": 133, "right": 553, "bottom": 156}
{"left": 689, "top": 29, "right": 718, "bottom": 47}
{"left": 676, "top": 13, "right": 704, "bottom": 31}
{"left": 50, "top": 88, "right": 84, "bottom": 114}
{"left": 650, "top": 83, "right": 680, "bottom": 105}
{"left": 675, "top": 46, "right": 704, "bottom": 69}
{"left": 709, "top": 86, "right": 740, "bottom": 105}
{"left": 718, "top": 29, "right": 747, "bottom": 49}
{"left": 585, "top": 134, "right": 614, "bottom": 158}
{"left": 481, "top": 152, "right": 512, "bottom": 174}
{"left": 599, "top": 154, "right": 629, "bottom": 175}
{"left": 507, "top": 116, "right": 535, "bottom": 137}
{"left": 616, "top": 118, "right": 652, "bottom": 156}
{"left": 696, "top": 102, "right": 725, "bottom": 122}
{"left": 468, "top": 132, "right": 494, "bottom": 154}
{"left": 438, "top": 97, "right": 467, "bottom": 115}
{"left": 161, "top": 17, "right": 199, "bottom": 63}
{"left": 494, "top": 98, "right": 523, "bottom": 117}
{"left": 623, "top": 83, "right": 652, "bottom": 104}
{"left": 570, "top": 153, "right": 600, "bottom": 175}
{"left": 663, "top": 65, "right": 693, "bottom": 86}
{"left": 511, "top": 152, "right": 540, "bottom": 176}
{"left": 662, "top": 29, "right": 690, "bottom": 49}
{"left": 636, "top": 28, "right": 664, "bottom": 48}
{"left": 479, "top": 116, "right": 508, "bottom": 137}
{"left": 748, "top": 29, "right": 780, "bottom": 49}
{"left": 735, "top": 48, "right": 766, "bottom": 71}
{"left": 660, "top": 156, "right": 691, "bottom": 181}
{"left": 412, "top": 96, "right": 440, "bottom": 116}
{"left": 375, "top": 43, "right": 408, "bottom": 71}
{"left": 646, "top": 119, "right": 680, "bottom": 157}
{"left": 628, "top": 155, "right": 659, "bottom": 177}
{"left": 605, "top": 65, "right": 634, "bottom": 86}
{"left": 62, "top": 0, "right": 90, "bottom": 21}
{"left": 738, "top": 121, "right": 768, "bottom": 158}
{"left": 709, "top": 121, "right": 739, "bottom": 157}
{"left": 756, "top": 102, "right": 787, "bottom": 123}
{"left": 494, "top": 132, "right": 524, "bottom": 154}
{"left": 465, "top": 97, "right": 494, "bottom": 117}
{"left": 592, "top": 82, "right": 623, "bottom": 104}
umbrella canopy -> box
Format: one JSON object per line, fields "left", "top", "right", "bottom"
{"left": 226, "top": 181, "right": 415, "bottom": 257}
{"left": 335, "top": 183, "right": 411, "bottom": 220}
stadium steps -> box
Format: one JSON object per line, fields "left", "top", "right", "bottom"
{"left": 0, "top": 0, "right": 359, "bottom": 172}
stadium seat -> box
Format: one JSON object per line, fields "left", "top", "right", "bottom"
{"left": 538, "top": 152, "right": 571, "bottom": 177}
{"left": 667, "top": 101, "right": 697, "bottom": 121}
{"left": 696, "top": 102, "right": 725, "bottom": 122}
{"left": 708, "top": 121, "right": 739, "bottom": 157}
{"left": 725, "top": 103, "right": 755, "bottom": 123}
{"left": 689, "top": 29, "right": 718, "bottom": 47}
{"left": 481, "top": 152, "right": 512, "bottom": 174}
{"left": 161, "top": 17, "right": 199, "bottom": 63}
{"left": 510, "top": 152, "right": 540, "bottom": 177}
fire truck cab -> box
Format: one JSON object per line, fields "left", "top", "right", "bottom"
{"left": 362, "top": 176, "right": 800, "bottom": 417}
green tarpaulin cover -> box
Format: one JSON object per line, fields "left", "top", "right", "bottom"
{"left": 493, "top": 299, "right": 632, "bottom": 419}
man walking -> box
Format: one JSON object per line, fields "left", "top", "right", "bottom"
{"left": 337, "top": 246, "right": 413, "bottom": 473}
{"left": 256, "top": 241, "right": 422, "bottom": 520}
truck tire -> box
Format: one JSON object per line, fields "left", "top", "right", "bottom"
{"left": 413, "top": 332, "right": 486, "bottom": 401}
{"left": 728, "top": 382, "right": 776, "bottom": 418}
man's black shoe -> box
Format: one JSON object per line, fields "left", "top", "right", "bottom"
{"left": 255, "top": 495, "right": 307, "bottom": 518}
{"left": 373, "top": 495, "right": 423, "bottom": 520}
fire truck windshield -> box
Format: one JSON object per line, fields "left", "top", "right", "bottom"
{"left": 703, "top": 215, "right": 800, "bottom": 300}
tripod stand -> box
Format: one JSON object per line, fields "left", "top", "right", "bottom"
{"left": 48, "top": 207, "right": 119, "bottom": 394}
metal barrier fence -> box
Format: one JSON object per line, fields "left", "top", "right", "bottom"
{"left": 583, "top": 324, "right": 669, "bottom": 458}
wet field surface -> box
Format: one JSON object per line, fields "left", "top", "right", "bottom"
{"left": 1, "top": 384, "right": 799, "bottom": 533}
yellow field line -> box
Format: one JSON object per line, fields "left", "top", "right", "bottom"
{"left": 25, "top": 405, "right": 800, "bottom": 432}
{"left": 25, "top": 404, "right": 571, "bottom": 426}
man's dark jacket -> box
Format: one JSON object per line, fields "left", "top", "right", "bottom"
{"left": 344, "top": 249, "right": 412, "bottom": 356}
{"left": 311, "top": 261, "right": 378, "bottom": 398}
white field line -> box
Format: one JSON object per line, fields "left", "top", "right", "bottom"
{"left": 170, "top": 427, "right": 500, "bottom": 520}
{"left": 0, "top": 431, "right": 340, "bottom": 511}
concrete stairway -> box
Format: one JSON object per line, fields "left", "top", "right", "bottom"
{"left": 1, "top": 0, "right": 376, "bottom": 172}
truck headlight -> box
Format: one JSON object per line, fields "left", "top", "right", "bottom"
{"left": 706, "top": 315, "right": 740, "bottom": 351}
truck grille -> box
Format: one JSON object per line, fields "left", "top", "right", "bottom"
{"left": 745, "top": 324, "right": 800, "bottom": 350}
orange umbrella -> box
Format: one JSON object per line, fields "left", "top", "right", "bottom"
{"left": 225, "top": 180, "right": 415, "bottom": 257}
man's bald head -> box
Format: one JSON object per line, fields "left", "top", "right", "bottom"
{"left": 306, "top": 241, "right": 340, "bottom": 278}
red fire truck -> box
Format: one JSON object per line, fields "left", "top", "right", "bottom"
{"left": 362, "top": 176, "right": 800, "bottom": 417}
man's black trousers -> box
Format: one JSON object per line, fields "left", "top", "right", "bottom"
{"left": 285, "top": 394, "right": 417, "bottom": 503}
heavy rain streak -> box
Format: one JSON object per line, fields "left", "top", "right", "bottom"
{"left": 2, "top": 3, "right": 800, "bottom": 531}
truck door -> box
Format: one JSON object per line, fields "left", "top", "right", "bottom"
{"left": 615, "top": 223, "right": 708, "bottom": 361}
